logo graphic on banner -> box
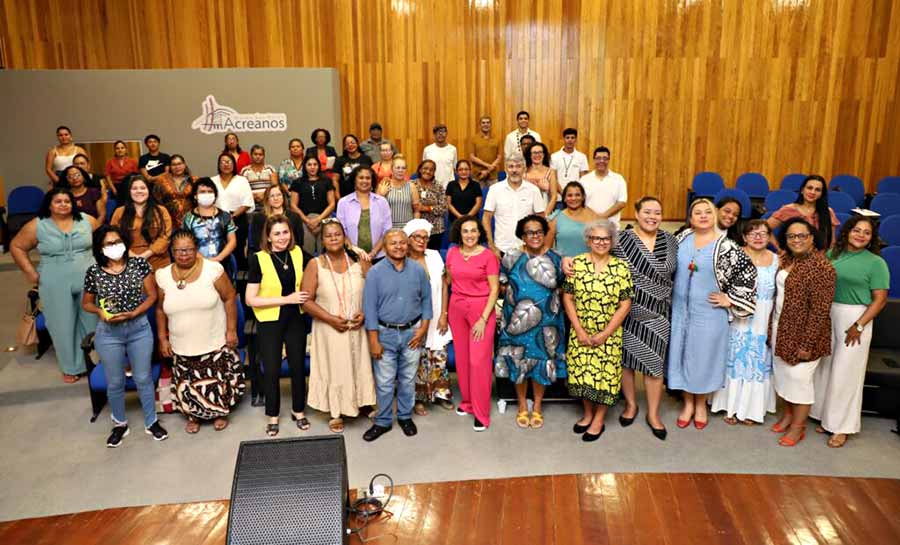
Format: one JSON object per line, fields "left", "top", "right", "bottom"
{"left": 190, "top": 95, "right": 287, "bottom": 134}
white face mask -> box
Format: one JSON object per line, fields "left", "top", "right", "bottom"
{"left": 197, "top": 193, "right": 216, "bottom": 207}
{"left": 102, "top": 243, "right": 126, "bottom": 261}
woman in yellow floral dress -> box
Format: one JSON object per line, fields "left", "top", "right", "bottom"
{"left": 563, "top": 219, "right": 634, "bottom": 442}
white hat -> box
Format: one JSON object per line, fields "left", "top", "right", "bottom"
{"left": 403, "top": 218, "right": 433, "bottom": 237}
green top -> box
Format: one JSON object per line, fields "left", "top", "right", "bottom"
{"left": 827, "top": 248, "right": 890, "bottom": 305}
{"left": 358, "top": 208, "right": 372, "bottom": 252}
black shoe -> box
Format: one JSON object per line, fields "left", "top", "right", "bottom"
{"left": 619, "top": 406, "right": 639, "bottom": 427}
{"left": 145, "top": 421, "right": 169, "bottom": 441}
{"left": 398, "top": 419, "right": 418, "bottom": 437}
{"left": 455, "top": 407, "right": 468, "bottom": 416}
{"left": 106, "top": 425, "right": 129, "bottom": 448}
{"left": 573, "top": 422, "right": 589, "bottom": 434}
{"left": 251, "top": 393, "right": 266, "bottom": 407}
{"left": 363, "top": 424, "right": 392, "bottom": 442}
{"left": 646, "top": 417, "right": 667, "bottom": 441}
{"left": 473, "top": 417, "right": 487, "bottom": 432}
{"left": 582, "top": 424, "right": 605, "bottom": 442}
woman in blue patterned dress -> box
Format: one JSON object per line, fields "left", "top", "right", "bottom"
{"left": 496, "top": 215, "right": 566, "bottom": 429}
{"left": 710, "top": 220, "right": 778, "bottom": 424}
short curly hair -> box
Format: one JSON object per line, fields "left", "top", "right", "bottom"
{"left": 449, "top": 215, "right": 488, "bottom": 245}
{"left": 515, "top": 214, "right": 549, "bottom": 239}
{"left": 777, "top": 217, "right": 823, "bottom": 252}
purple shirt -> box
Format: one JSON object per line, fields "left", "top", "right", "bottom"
{"left": 336, "top": 191, "right": 393, "bottom": 256}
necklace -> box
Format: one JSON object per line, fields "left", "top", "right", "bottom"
{"left": 174, "top": 260, "right": 200, "bottom": 289}
{"left": 324, "top": 253, "right": 353, "bottom": 320}
{"left": 271, "top": 250, "right": 290, "bottom": 271}
{"left": 460, "top": 246, "right": 481, "bottom": 261}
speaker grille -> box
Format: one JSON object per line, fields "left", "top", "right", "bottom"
{"left": 227, "top": 436, "right": 348, "bottom": 545}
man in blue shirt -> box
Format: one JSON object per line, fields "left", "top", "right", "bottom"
{"left": 362, "top": 229, "right": 432, "bottom": 441}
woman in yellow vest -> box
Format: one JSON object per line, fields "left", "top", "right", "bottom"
{"left": 245, "top": 215, "right": 311, "bottom": 436}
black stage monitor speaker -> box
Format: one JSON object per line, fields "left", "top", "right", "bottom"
{"left": 226, "top": 435, "right": 349, "bottom": 545}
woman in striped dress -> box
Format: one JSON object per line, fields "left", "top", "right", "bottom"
{"left": 612, "top": 196, "right": 677, "bottom": 440}
{"left": 376, "top": 156, "right": 420, "bottom": 228}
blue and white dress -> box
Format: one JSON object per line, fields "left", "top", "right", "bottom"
{"left": 710, "top": 254, "right": 778, "bottom": 422}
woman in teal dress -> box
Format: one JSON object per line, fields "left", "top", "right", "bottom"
{"left": 11, "top": 187, "right": 100, "bottom": 382}
{"left": 563, "top": 219, "right": 634, "bottom": 442}
{"left": 547, "top": 181, "right": 599, "bottom": 257}
{"left": 496, "top": 215, "right": 566, "bottom": 429}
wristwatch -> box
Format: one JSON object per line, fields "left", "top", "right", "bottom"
{"left": 853, "top": 322, "right": 864, "bottom": 333}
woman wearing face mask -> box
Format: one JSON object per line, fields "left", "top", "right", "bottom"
{"left": 376, "top": 156, "right": 420, "bottom": 228}
{"left": 104, "top": 140, "right": 138, "bottom": 197}
{"left": 82, "top": 225, "right": 166, "bottom": 447}
{"left": 181, "top": 178, "right": 237, "bottom": 278}
{"left": 412, "top": 160, "right": 448, "bottom": 250}
{"left": 668, "top": 199, "right": 757, "bottom": 431}
{"left": 611, "top": 196, "right": 677, "bottom": 439}
{"left": 767, "top": 175, "right": 839, "bottom": 249}
{"left": 11, "top": 187, "right": 100, "bottom": 382}
{"left": 61, "top": 165, "right": 106, "bottom": 220}
{"left": 333, "top": 134, "right": 373, "bottom": 198}
{"left": 153, "top": 154, "right": 196, "bottom": 226}
{"left": 111, "top": 175, "right": 173, "bottom": 271}
{"left": 250, "top": 184, "right": 305, "bottom": 254}
{"left": 715, "top": 197, "right": 744, "bottom": 244}
{"left": 710, "top": 220, "right": 779, "bottom": 426}
{"left": 211, "top": 153, "right": 254, "bottom": 271}
{"left": 223, "top": 132, "right": 251, "bottom": 173}
{"left": 290, "top": 156, "right": 336, "bottom": 255}
{"left": 770, "top": 218, "right": 836, "bottom": 447}
{"left": 245, "top": 216, "right": 313, "bottom": 436}
{"left": 278, "top": 138, "right": 306, "bottom": 187}
{"left": 811, "top": 216, "right": 889, "bottom": 448}
{"left": 547, "top": 181, "right": 599, "bottom": 258}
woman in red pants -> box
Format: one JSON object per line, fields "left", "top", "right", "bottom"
{"left": 442, "top": 215, "right": 500, "bottom": 431}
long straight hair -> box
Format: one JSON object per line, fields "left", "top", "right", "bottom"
{"left": 794, "top": 175, "right": 833, "bottom": 248}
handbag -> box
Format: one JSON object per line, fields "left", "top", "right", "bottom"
{"left": 16, "top": 290, "right": 40, "bottom": 348}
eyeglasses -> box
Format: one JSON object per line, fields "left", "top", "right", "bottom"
{"left": 409, "top": 234, "right": 429, "bottom": 242}
{"left": 746, "top": 232, "right": 769, "bottom": 239}
{"left": 172, "top": 248, "right": 196, "bottom": 254}
{"left": 523, "top": 230, "right": 544, "bottom": 237}
{"left": 786, "top": 233, "right": 811, "bottom": 241}
{"left": 588, "top": 236, "right": 612, "bottom": 244}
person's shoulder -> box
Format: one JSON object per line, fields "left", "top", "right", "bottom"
{"left": 578, "top": 171, "right": 596, "bottom": 183}
{"left": 130, "top": 256, "right": 152, "bottom": 273}
{"left": 204, "top": 258, "right": 225, "bottom": 275}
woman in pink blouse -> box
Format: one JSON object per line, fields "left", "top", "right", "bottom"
{"left": 766, "top": 175, "right": 839, "bottom": 249}
{"left": 442, "top": 215, "right": 500, "bottom": 431}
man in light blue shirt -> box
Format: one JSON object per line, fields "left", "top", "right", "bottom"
{"left": 362, "top": 229, "right": 432, "bottom": 441}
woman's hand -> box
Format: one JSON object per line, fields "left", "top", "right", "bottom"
{"left": 561, "top": 257, "right": 575, "bottom": 278}
{"left": 438, "top": 314, "right": 449, "bottom": 335}
{"left": 225, "top": 329, "right": 239, "bottom": 349}
{"left": 844, "top": 327, "right": 862, "bottom": 347}
{"left": 708, "top": 292, "right": 732, "bottom": 308}
{"left": 472, "top": 316, "right": 488, "bottom": 341}
{"left": 328, "top": 314, "right": 350, "bottom": 333}
{"left": 589, "top": 331, "right": 608, "bottom": 346}
{"left": 159, "top": 338, "right": 174, "bottom": 358}
{"left": 796, "top": 349, "right": 812, "bottom": 362}
{"left": 575, "top": 328, "right": 593, "bottom": 346}
{"left": 286, "top": 291, "right": 309, "bottom": 305}
{"left": 309, "top": 216, "right": 322, "bottom": 230}
{"left": 25, "top": 270, "right": 39, "bottom": 285}
{"left": 349, "top": 312, "right": 365, "bottom": 330}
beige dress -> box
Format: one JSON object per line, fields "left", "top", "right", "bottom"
{"left": 307, "top": 257, "right": 376, "bottom": 418}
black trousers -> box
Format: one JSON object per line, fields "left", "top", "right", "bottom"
{"left": 427, "top": 232, "right": 443, "bottom": 250}
{"left": 257, "top": 311, "right": 308, "bottom": 417}
{"left": 233, "top": 213, "right": 249, "bottom": 272}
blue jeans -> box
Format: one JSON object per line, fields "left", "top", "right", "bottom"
{"left": 94, "top": 316, "right": 157, "bottom": 428}
{"left": 373, "top": 326, "right": 421, "bottom": 427}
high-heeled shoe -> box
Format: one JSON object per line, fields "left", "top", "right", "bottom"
{"left": 770, "top": 421, "right": 789, "bottom": 433}
{"left": 778, "top": 427, "right": 806, "bottom": 447}
{"left": 646, "top": 417, "right": 667, "bottom": 441}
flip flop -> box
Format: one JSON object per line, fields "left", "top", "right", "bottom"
{"left": 329, "top": 418, "right": 344, "bottom": 433}
{"left": 827, "top": 433, "right": 847, "bottom": 448}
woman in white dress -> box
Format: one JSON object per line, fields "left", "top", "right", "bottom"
{"left": 710, "top": 220, "right": 778, "bottom": 424}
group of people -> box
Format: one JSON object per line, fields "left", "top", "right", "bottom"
{"left": 12, "top": 120, "right": 889, "bottom": 451}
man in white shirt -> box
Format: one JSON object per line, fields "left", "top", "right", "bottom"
{"left": 503, "top": 110, "right": 541, "bottom": 159}
{"left": 580, "top": 146, "right": 628, "bottom": 226}
{"left": 550, "top": 128, "right": 590, "bottom": 190}
{"left": 482, "top": 152, "right": 545, "bottom": 257}
{"left": 421, "top": 124, "right": 458, "bottom": 185}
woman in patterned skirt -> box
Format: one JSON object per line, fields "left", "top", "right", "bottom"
{"left": 496, "top": 215, "right": 566, "bottom": 429}
{"left": 156, "top": 229, "right": 244, "bottom": 433}
{"left": 563, "top": 219, "right": 634, "bottom": 442}
{"left": 612, "top": 197, "right": 677, "bottom": 440}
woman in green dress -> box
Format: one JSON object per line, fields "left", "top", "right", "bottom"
{"left": 563, "top": 219, "right": 633, "bottom": 442}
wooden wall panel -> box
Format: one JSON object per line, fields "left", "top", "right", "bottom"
{"left": 2, "top": 0, "right": 899, "bottom": 218}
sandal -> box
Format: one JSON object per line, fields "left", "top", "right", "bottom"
{"left": 516, "top": 410, "right": 530, "bottom": 429}
{"left": 529, "top": 410, "right": 544, "bottom": 429}
{"left": 414, "top": 403, "right": 429, "bottom": 417}
{"left": 815, "top": 425, "right": 828, "bottom": 434}
{"left": 213, "top": 418, "right": 229, "bottom": 431}
{"left": 723, "top": 416, "right": 738, "bottom": 425}
{"left": 827, "top": 433, "right": 847, "bottom": 448}
{"left": 436, "top": 399, "right": 455, "bottom": 411}
{"left": 266, "top": 422, "right": 279, "bottom": 437}
{"left": 185, "top": 419, "right": 200, "bottom": 434}
{"left": 292, "top": 414, "right": 311, "bottom": 431}
{"left": 62, "top": 374, "right": 80, "bottom": 384}
{"left": 328, "top": 418, "right": 344, "bottom": 433}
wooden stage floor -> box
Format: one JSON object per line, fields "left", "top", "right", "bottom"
{"left": 2, "top": 473, "right": 899, "bottom": 544}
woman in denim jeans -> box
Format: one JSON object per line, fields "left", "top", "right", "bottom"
{"left": 82, "top": 225, "right": 166, "bottom": 447}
